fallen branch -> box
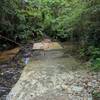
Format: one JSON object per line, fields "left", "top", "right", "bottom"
{"left": 0, "top": 35, "right": 22, "bottom": 47}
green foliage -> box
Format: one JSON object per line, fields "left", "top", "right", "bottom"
{"left": 0, "top": 0, "right": 100, "bottom": 70}
{"left": 90, "top": 47, "right": 100, "bottom": 71}
{"left": 92, "top": 91, "right": 100, "bottom": 100}
{"left": 79, "top": 46, "right": 100, "bottom": 71}
{"left": 91, "top": 58, "right": 100, "bottom": 71}
{"left": 0, "top": 0, "right": 100, "bottom": 41}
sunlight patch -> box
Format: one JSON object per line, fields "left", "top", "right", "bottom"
{"left": 33, "top": 42, "right": 62, "bottom": 50}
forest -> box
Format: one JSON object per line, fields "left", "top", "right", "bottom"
{"left": 0, "top": 0, "right": 100, "bottom": 99}
{"left": 0, "top": 0, "right": 100, "bottom": 70}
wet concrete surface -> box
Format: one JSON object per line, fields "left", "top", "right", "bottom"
{"left": 6, "top": 48, "right": 100, "bottom": 100}
{"left": 0, "top": 42, "right": 100, "bottom": 100}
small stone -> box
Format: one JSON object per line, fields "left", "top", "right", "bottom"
{"left": 71, "top": 86, "right": 83, "bottom": 92}
{"left": 88, "top": 82, "right": 92, "bottom": 87}
{"left": 83, "top": 96, "right": 88, "bottom": 100}
{"left": 84, "top": 79, "right": 89, "bottom": 84}
{"left": 92, "top": 80, "right": 97, "bottom": 88}
{"left": 0, "top": 72, "right": 4, "bottom": 75}
{"left": 92, "top": 80, "right": 97, "bottom": 83}
{"left": 68, "top": 87, "right": 72, "bottom": 93}
{"left": 61, "top": 84, "right": 68, "bottom": 91}
{"left": 88, "top": 94, "right": 92, "bottom": 100}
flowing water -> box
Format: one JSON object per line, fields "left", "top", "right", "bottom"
{"left": 6, "top": 43, "right": 100, "bottom": 100}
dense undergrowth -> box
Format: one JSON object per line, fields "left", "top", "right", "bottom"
{"left": 0, "top": 0, "right": 100, "bottom": 70}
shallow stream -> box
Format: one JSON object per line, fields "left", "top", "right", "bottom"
{"left": 6, "top": 48, "right": 100, "bottom": 100}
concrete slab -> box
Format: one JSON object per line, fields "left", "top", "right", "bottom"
{"left": 33, "top": 42, "right": 62, "bottom": 50}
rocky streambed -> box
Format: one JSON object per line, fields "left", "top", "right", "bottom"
{"left": 0, "top": 42, "right": 100, "bottom": 100}
{"left": 6, "top": 48, "right": 100, "bottom": 100}
{"left": 0, "top": 43, "right": 33, "bottom": 100}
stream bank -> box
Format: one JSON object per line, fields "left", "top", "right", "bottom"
{"left": 0, "top": 43, "right": 33, "bottom": 99}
